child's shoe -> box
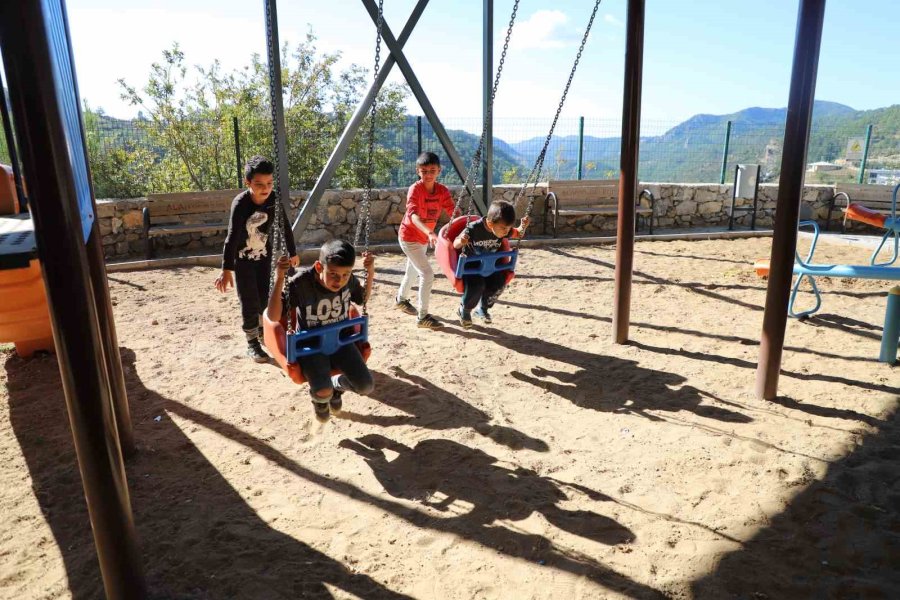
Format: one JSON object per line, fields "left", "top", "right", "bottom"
{"left": 246, "top": 339, "right": 269, "bottom": 363}
{"left": 329, "top": 389, "right": 343, "bottom": 414}
{"left": 416, "top": 314, "right": 441, "bottom": 329}
{"left": 395, "top": 299, "right": 417, "bottom": 315}
{"left": 312, "top": 399, "right": 331, "bottom": 422}
{"left": 457, "top": 306, "right": 473, "bottom": 329}
{"left": 473, "top": 307, "right": 492, "bottom": 324}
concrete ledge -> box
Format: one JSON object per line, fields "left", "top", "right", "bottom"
{"left": 105, "top": 229, "right": 775, "bottom": 272}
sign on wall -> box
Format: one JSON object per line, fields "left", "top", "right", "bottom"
{"left": 845, "top": 137, "right": 865, "bottom": 160}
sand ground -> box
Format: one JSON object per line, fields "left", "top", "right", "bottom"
{"left": 1, "top": 236, "right": 898, "bottom": 599}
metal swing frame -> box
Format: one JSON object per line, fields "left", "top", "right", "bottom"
{"left": 0, "top": 0, "right": 845, "bottom": 596}
{"left": 292, "top": 0, "right": 505, "bottom": 238}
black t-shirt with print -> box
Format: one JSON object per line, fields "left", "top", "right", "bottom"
{"left": 283, "top": 266, "right": 364, "bottom": 329}
{"left": 221, "top": 189, "right": 297, "bottom": 269}
{"left": 461, "top": 217, "right": 510, "bottom": 255}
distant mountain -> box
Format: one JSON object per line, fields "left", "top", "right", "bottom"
{"left": 504, "top": 100, "right": 900, "bottom": 183}
{"left": 388, "top": 115, "right": 525, "bottom": 186}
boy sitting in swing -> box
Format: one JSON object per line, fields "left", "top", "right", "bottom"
{"left": 267, "top": 239, "right": 375, "bottom": 422}
{"left": 453, "top": 200, "right": 529, "bottom": 328}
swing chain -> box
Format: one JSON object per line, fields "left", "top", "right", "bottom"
{"left": 453, "top": 0, "right": 520, "bottom": 217}
{"left": 354, "top": 0, "right": 384, "bottom": 315}
{"left": 264, "top": 0, "right": 293, "bottom": 332}
{"left": 516, "top": 0, "right": 602, "bottom": 227}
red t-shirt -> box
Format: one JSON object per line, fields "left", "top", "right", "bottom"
{"left": 398, "top": 181, "right": 455, "bottom": 244}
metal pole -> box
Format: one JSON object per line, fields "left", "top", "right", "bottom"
{"left": 857, "top": 123, "right": 872, "bottom": 184}
{"left": 612, "top": 0, "right": 645, "bottom": 345}
{"left": 62, "top": 8, "right": 136, "bottom": 458}
{"left": 416, "top": 115, "right": 423, "bottom": 158}
{"left": 0, "top": 1, "right": 146, "bottom": 596}
{"left": 263, "top": 0, "right": 293, "bottom": 222}
{"left": 577, "top": 116, "right": 585, "bottom": 180}
{"left": 293, "top": 0, "right": 439, "bottom": 236}
{"left": 755, "top": 0, "right": 826, "bottom": 401}
{"left": 719, "top": 120, "right": 732, "bottom": 184}
{"left": 483, "top": 0, "right": 493, "bottom": 205}
{"left": 359, "top": 0, "right": 482, "bottom": 211}
{"left": 233, "top": 116, "right": 243, "bottom": 188}
{"left": 879, "top": 286, "right": 900, "bottom": 364}
{"left": 0, "top": 69, "right": 27, "bottom": 208}
{"left": 85, "top": 221, "right": 136, "bottom": 457}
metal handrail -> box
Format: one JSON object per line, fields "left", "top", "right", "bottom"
{"left": 639, "top": 188, "right": 655, "bottom": 234}
{"left": 826, "top": 191, "right": 849, "bottom": 232}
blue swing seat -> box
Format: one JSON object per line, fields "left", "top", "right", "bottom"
{"left": 286, "top": 315, "right": 369, "bottom": 363}
{"left": 454, "top": 248, "right": 519, "bottom": 279}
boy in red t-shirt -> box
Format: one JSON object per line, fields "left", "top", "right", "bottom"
{"left": 396, "top": 152, "right": 458, "bottom": 328}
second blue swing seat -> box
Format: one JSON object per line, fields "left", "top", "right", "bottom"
{"left": 454, "top": 248, "right": 519, "bottom": 279}
{"left": 286, "top": 315, "right": 369, "bottom": 363}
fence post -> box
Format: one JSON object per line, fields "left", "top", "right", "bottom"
{"left": 232, "top": 116, "right": 243, "bottom": 188}
{"left": 577, "top": 115, "right": 585, "bottom": 180}
{"left": 719, "top": 120, "right": 732, "bottom": 184}
{"left": 416, "top": 115, "right": 422, "bottom": 158}
{"left": 857, "top": 123, "right": 873, "bottom": 184}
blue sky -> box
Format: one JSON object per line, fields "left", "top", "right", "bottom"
{"left": 67, "top": 0, "right": 899, "bottom": 138}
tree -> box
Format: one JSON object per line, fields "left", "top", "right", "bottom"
{"left": 83, "top": 103, "right": 159, "bottom": 198}
{"left": 115, "top": 33, "right": 410, "bottom": 193}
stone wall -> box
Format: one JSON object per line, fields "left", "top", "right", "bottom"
{"left": 96, "top": 185, "right": 547, "bottom": 260}
{"left": 96, "top": 182, "right": 855, "bottom": 261}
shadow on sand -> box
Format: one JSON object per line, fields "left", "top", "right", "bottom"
{"left": 5, "top": 348, "right": 412, "bottom": 599}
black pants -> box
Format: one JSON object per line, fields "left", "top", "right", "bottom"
{"left": 234, "top": 259, "right": 271, "bottom": 338}
{"left": 298, "top": 343, "right": 374, "bottom": 401}
{"left": 461, "top": 271, "right": 508, "bottom": 313}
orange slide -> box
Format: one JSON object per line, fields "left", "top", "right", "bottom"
{"left": 845, "top": 202, "right": 887, "bottom": 229}
{"left": 0, "top": 165, "right": 54, "bottom": 358}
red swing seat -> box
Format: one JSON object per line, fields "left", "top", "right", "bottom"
{"left": 436, "top": 215, "right": 516, "bottom": 293}
{"left": 263, "top": 305, "right": 371, "bottom": 385}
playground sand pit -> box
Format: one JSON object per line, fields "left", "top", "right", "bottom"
{"left": 1, "top": 236, "right": 898, "bottom": 599}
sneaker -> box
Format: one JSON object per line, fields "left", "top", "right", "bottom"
{"left": 395, "top": 299, "right": 417, "bottom": 315}
{"left": 457, "top": 306, "right": 473, "bottom": 329}
{"left": 329, "top": 390, "right": 343, "bottom": 414}
{"left": 312, "top": 399, "right": 331, "bottom": 422}
{"left": 416, "top": 314, "right": 442, "bottom": 329}
{"left": 246, "top": 339, "right": 269, "bottom": 363}
{"left": 473, "top": 307, "right": 492, "bottom": 324}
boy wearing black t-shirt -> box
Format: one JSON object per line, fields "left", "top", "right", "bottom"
{"left": 452, "top": 200, "right": 529, "bottom": 328}
{"left": 215, "top": 156, "right": 298, "bottom": 362}
{"left": 267, "top": 239, "right": 375, "bottom": 422}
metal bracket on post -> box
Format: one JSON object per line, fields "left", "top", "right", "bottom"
{"left": 358, "top": 0, "right": 483, "bottom": 214}
{"left": 293, "top": 0, "right": 478, "bottom": 240}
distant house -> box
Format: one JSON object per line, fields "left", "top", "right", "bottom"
{"left": 807, "top": 161, "right": 840, "bottom": 172}
{"left": 866, "top": 169, "right": 900, "bottom": 185}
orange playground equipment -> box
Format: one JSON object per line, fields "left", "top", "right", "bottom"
{"left": 0, "top": 165, "right": 54, "bottom": 357}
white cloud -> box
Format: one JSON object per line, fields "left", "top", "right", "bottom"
{"left": 603, "top": 14, "right": 623, "bottom": 28}
{"left": 68, "top": 7, "right": 304, "bottom": 118}
{"left": 507, "top": 10, "right": 576, "bottom": 50}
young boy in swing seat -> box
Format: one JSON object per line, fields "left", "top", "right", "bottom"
{"left": 214, "top": 155, "right": 298, "bottom": 363}
{"left": 267, "top": 239, "right": 375, "bottom": 422}
{"left": 452, "top": 200, "right": 529, "bottom": 328}
{"left": 396, "top": 151, "right": 458, "bottom": 329}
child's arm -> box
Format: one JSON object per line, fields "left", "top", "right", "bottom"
{"left": 265, "top": 255, "right": 292, "bottom": 323}
{"left": 442, "top": 192, "right": 461, "bottom": 218}
{"left": 215, "top": 196, "right": 243, "bottom": 292}
{"left": 511, "top": 216, "right": 531, "bottom": 239}
{"left": 410, "top": 214, "right": 439, "bottom": 247}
